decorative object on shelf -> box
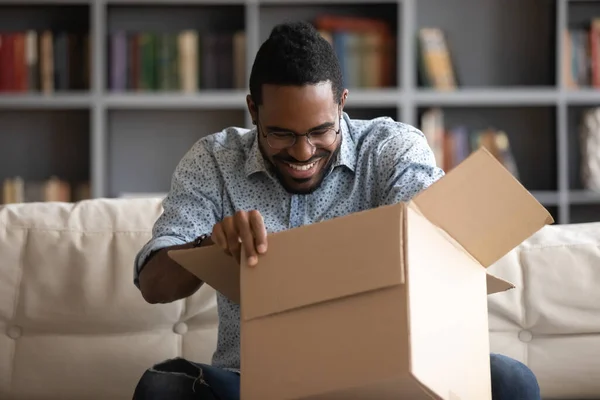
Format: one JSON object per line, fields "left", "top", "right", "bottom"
{"left": 417, "top": 27, "right": 457, "bottom": 91}
{"left": 579, "top": 108, "right": 600, "bottom": 192}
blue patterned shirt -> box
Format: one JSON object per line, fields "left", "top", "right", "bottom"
{"left": 134, "top": 111, "right": 444, "bottom": 371}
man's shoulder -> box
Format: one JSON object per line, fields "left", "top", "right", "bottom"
{"left": 346, "top": 115, "right": 427, "bottom": 153}
{"left": 183, "top": 125, "right": 255, "bottom": 164}
{"left": 194, "top": 126, "right": 254, "bottom": 153}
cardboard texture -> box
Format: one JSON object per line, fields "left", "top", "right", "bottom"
{"left": 168, "top": 147, "right": 554, "bottom": 400}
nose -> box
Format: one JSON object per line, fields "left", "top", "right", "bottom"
{"left": 287, "top": 136, "right": 315, "bottom": 162}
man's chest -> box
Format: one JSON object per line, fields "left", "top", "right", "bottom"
{"left": 220, "top": 168, "right": 377, "bottom": 234}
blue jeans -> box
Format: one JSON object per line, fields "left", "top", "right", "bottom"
{"left": 132, "top": 353, "right": 540, "bottom": 400}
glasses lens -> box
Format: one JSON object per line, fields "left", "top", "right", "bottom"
{"left": 309, "top": 129, "right": 337, "bottom": 147}
{"left": 266, "top": 128, "right": 338, "bottom": 149}
{"left": 267, "top": 134, "right": 295, "bottom": 149}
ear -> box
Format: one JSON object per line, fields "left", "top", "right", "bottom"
{"left": 339, "top": 89, "right": 349, "bottom": 112}
{"left": 246, "top": 95, "right": 258, "bottom": 125}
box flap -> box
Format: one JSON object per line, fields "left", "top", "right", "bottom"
{"left": 404, "top": 204, "right": 493, "bottom": 400}
{"left": 486, "top": 273, "right": 514, "bottom": 294}
{"left": 240, "top": 202, "right": 406, "bottom": 321}
{"left": 168, "top": 245, "right": 240, "bottom": 303}
{"left": 412, "top": 147, "right": 554, "bottom": 267}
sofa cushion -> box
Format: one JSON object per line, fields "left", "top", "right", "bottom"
{"left": 0, "top": 198, "right": 219, "bottom": 400}
{"left": 488, "top": 221, "right": 600, "bottom": 399}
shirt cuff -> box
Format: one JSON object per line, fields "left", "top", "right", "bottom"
{"left": 133, "top": 236, "right": 187, "bottom": 289}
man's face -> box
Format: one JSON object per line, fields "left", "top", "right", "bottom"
{"left": 248, "top": 82, "right": 347, "bottom": 195}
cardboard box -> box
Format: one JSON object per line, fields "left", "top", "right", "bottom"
{"left": 169, "top": 147, "right": 554, "bottom": 400}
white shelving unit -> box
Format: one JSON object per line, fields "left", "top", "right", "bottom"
{"left": 1, "top": 0, "right": 600, "bottom": 224}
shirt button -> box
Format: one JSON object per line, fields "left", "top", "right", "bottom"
{"left": 518, "top": 330, "right": 533, "bottom": 343}
{"left": 7, "top": 325, "right": 22, "bottom": 339}
{"left": 173, "top": 322, "right": 188, "bottom": 335}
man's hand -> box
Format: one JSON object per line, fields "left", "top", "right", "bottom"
{"left": 211, "top": 210, "right": 267, "bottom": 267}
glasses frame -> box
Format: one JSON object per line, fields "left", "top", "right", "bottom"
{"left": 256, "top": 111, "right": 342, "bottom": 150}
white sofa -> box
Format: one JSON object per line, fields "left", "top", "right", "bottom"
{"left": 0, "top": 197, "right": 599, "bottom": 400}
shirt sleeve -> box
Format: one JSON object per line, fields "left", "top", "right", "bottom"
{"left": 377, "top": 124, "right": 445, "bottom": 206}
{"left": 133, "top": 139, "right": 223, "bottom": 289}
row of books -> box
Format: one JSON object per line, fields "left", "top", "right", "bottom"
{"left": 2, "top": 17, "right": 401, "bottom": 93}
{"left": 314, "top": 15, "right": 396, "bottom": 88}
{"left": 0, "top": 30, "right": 90, "bottom": 93}
{"left": 107, "top": 16, "right": 399, "bottom": 92}
{"left": 420, "top": 108, "right": 519, "bottom": 178}
{"left": 564, "top": 19, "right": 600, "bottom": 88}
{"left": 2, "top": 177, "right": 90, "bottom": 204}
{"left": 108, "top": 30, "right": 246, "bottom": 92}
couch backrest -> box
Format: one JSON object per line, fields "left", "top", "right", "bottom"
{"left": 487, "top": 220, "right": 600, "bottom": 399}
{"left": 0, "top": 198, "right": 219, "bottom": 400}
{"left": 2, "top": 198, "right": 600, "bottom": 400}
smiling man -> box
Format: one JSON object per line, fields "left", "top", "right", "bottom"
{"left": 132, "top": 21, "right": 542, "bottom": 400}
{"left": 253, "top": 82, "right": 343, "bottom": 195}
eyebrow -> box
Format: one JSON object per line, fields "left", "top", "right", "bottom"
{"left": 265, "top": 120, "right": 336, "bottom": 134}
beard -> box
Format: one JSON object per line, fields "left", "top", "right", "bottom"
{"left": 260, "top": 143, "right": 341, "bottom": 195}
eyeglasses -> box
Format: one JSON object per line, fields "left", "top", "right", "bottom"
{"left": 258, "top": 117, "right": 341, "bottom": 150}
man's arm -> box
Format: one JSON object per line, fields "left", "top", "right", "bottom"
{"left": 377, "top": 124, "right": 445, "bottom": 205}
{"left": 134, "top": 139, "right": 222, "bottom": 304}
{"left": 138, "top": 236, "right": 213, "bottom": 304}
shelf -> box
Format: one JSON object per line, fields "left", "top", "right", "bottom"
{"left": 0, "top": 3, "right": 90, "bottom": 31}
{"left": 107, "top": 109, "right": 245, "bottom": 196}
{"left": 258, "top": 0, "right": 399, "bottom": 3}
{"left": 102, "top": 89, "right": 404, "bottom": 109}
{"left": 569, "top": 203, "right": 600, "bottom": 223}
{"left": 346, "top": 89, "right": 401, "bottom": 106}
{"left": 345, "top": 106, "right": 398, "bottom": 121}
{"left": 0, "top": 0, "right": 88, "bottom": 3}
{"left": 415, "top": 88, "right": 558, "bottom": 106}
{"left": 569, "top": 190, "right": 600, "bottom": 205}
{"left": 416, "top": 105, "right": 558, "bottom": 192}
{"left": 104, "top": 0, "right": 398, "bottom": 2}
{"left": 532, "top": 191, "right": 561, "bottom": 206}
{"left": 105, "top": 0, "right": 244, "bottom": 3}
{"left": 106, "top": 2, "right": 245, "bottom": 34}
{"left": 565, "top": 89, "right": 600, "bottom": 104}
{"left": 103, "top": 91, "right": 247, "bottom": 109}
{"left": 0, "top": 109, "right": 90, "bottom": 183}
{"left": 416, "top": 0, "right": 556, "bottom": 88}
{"left": 0, "top": 93, "right": 92, "bottom": 109}
{"left": 0, "top": 0, "right": 595, "bottom": 224}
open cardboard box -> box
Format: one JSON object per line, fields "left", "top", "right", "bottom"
{"left": 169, "top": 147, "right": 554, "bottom": 400}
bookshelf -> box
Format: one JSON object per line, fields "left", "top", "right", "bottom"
{"left": 0, "top": 0, "right": 600, "bottom": 224}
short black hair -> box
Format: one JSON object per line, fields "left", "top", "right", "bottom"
{"left": 249, "top": 20, "right": 344, "bottom": 106}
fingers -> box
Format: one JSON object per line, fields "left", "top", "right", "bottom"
{"left": 211, "top": 210, "right": 268, "bottom": 267}
{"left": 235, "top": 211, "right": 258, "bottom": 267}
{"left": 249, "top": 210, "right": 267, "bottom": 254}
{"left": 213, "top": 217, "right": 240, "bottom": 262}
{"left": 211, "top": 222, "right": 229, "bottom": 255}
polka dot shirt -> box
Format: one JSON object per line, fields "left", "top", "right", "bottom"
{"left": 134, "top": 111, "right": 445, "bottom": 372}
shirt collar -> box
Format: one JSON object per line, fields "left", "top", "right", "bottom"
{"left": 244, "top": 112, "right": 357, "bottom": 177}
{"left": 244, "top": 128, "right": 268, "bottom": 177}
{"left": 333, "top": 113, "right": 356, "bottom": 172}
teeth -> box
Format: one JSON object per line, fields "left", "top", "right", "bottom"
{"left": 287, "top": 161, "right": 317, "bottom": 171}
